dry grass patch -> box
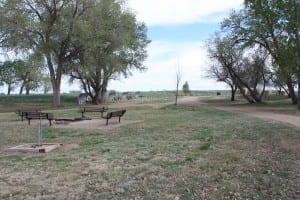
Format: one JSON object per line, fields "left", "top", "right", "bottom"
{"left": 0, "top": 101, "right": 299, "bottom": 199}
{"left": 53, "top": 119, "right": 143, "bottom": 130}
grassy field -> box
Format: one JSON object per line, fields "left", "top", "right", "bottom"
{"left": 202, "top": 94, "right": 300, "bottom": 116}
{"left": 0, "top": 94, "right": 299, "bottom": 199}
{"left": 0, "top": 94, "right": 79, "bottom": 112}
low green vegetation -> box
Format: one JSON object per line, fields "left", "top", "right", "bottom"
{"left": 0, "top": 94, "right": 299, "bottom": 199}
{"left": 0, "top": 94, "right": 78, "bottom": 112}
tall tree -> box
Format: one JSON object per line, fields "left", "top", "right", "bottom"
{"left": 206, "top": 35, "right": 238, "bottom": 101}
{"left": 207, "top": 35, "right": 269, "bottom": 103}
{"left": 287, "top": 0, "right": 300, "bottom": 109}
{"left": 0, "top": 0, "right": 91, "bottom": 106}
{"left": 207, "top": 36, "right": 246, "bottom": 102}
{"left": 70, "top": 0, "right": 150, "bottom": 104}
{"left": 239, "top": 52, "right": 271, "bottom": 100}
{"left": 222, "top": 0, "right": 300, "bottom": 107}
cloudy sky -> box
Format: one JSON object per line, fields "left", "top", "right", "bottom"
{"left": 1, "top": 0, "right": 244, "bottom": 94}
{"left": 105, "top": 0, "right": 244, "bottom": 92}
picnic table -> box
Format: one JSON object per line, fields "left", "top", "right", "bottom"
{"left": 79, "top": 106, "right": 108, "bottom": 118}
{"left": 15, "top": 109, "right": 41, "bottom": 121}
{"left": 102, "top": 109, "right": 126, "bottom": 125}
{"left": 25, "top": 111, "right": 54, "bottom": 126}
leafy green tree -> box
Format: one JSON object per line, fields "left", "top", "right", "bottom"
{"left": 0, "top": 0, "right": 92, "bottom": 106}
{"left": 21, "top": 71, "right": 43, "bottom": 95}
{"left": 222, "top": 0, "right": 300, "bottom": 107}
{"left": 0, "top": 60, "right": 20, "bottom": 95}
{"left": 182, "top": 81, "right": 190, "bottom": 96}
{"left": 0, "top": 58, "right": 44, "bottom": 95}
{"left": 15, "top": 56, "right": 45, "bottom": 95}
{"left": 70, "top": 0, "right": 150, "bottom": 104}
{"left": 41, "top": 75, "right": 52, "bottom": 94}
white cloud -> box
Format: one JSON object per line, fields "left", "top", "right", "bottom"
{"left": 127, "top": 0, "right": 244, "bottom": 26}
{"left": 0, "top": 41, "right": 227, "bottom": 94}
{"left": 109, "top": 40, "right": 227, "bottom": 91}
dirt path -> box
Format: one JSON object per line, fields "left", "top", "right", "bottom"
{"left": 178, "top": 96, "right": 300, "bottom": 129}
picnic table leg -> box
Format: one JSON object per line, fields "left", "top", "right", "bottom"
{"left": 28, "top": 119, "right": 31, "bottom": 125}
{"left": 119, "top": 116, "right": 121, "bottom": 123}
{"left": 106, "top": 118, "right": 109, "bottom": 126}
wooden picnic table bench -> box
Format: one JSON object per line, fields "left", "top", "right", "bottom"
{"left": 102, "top": 109, "right": 126, "bottom": 125}
{"left": 15, "top": 109, "right": 41, "bottom": 121}
{"left": 79, "top": 106, "right": 108, "bottom": 118}
{"left": 25, "top": 112, "right": 54, "bottom": 126}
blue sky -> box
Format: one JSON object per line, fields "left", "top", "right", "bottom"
{"left": 105, "top": 0, "right": 244, "bottom": 92}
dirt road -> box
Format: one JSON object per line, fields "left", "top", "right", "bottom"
{"left": 178, "top": 96, "right": 300, "bottom": 129}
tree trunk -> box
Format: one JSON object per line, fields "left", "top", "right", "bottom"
{"left": 98, "top": 89, "right": 106, "bottom": 104}
{"left": 228, "top": 67, "right": 261, "bottom": 103}
{"left": 47, "top": 55, "right": 63, "bottom": 107}
{"left": 19, "top": 82, "right": 25, "bottom": 95}
{"left": 175, "top": 80, "right": 179, "bottom": 105}
{"left": 296, "top": 4, "right": 300, "bottom": 109}
{"left": 174, "top": 70, "right": 181, "bottom": 106}
{"left": 26, "top": 88, "right": 30, "bottom": 95}
{"left": 99, "top": 80, "right": 108, "bottom": 104}
{"left": 297, "top": 55, "right": 300, "bottom": 109}
{"left": 236, "top": 83, "right": 255, "bottom": 103}
{"left": 91, "top": 89, "right": 100, "bottom": 105}
{"left": 248, "top": 89, "right": 262, "bottom": 103}
{"left": 175, "top": 91, "right": 178, "bottom": 105}
{"left": 52, "top": 81, "right": 61, "bottom": 107}
{"left": 230, "top": 85, "right": 237, "bottom": 101}
{"left": 286, "top": 80, "right": 297, "bottom": 104}
{"left": 7, "top": 84, "right": 11, "bottom": 96}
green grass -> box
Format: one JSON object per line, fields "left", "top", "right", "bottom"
{"left": 0, "top": 94, "right": 299, "bottom": 199}
{"left": 0, "top": 94, "right": 78, "bottom": 112}
{"left": 202, "top": 93, "right": 300, "bottom": 116}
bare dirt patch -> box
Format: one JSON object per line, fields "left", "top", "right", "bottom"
{"left": 177, "top": 96, "right": 207, "bottom": 105}
{"left": 216, "top": 106, "right": 300, "bottom": 128}
{"left": 52, "top": 119, "right": 143, "bottom": 130}
{"left": 58, "top": 143, "right": 80, "bottom": 151}
{"left": 7, "top": 143, "right": 61, "bottom": 153}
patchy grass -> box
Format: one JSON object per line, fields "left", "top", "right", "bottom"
{"left": 202, "top": 94, "right": 300, "bottom": 116}
{"left": 0, "top": 98, "right": 299, "bottom": 199}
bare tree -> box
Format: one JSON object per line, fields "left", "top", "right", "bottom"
{"left": 0, "top": 0, "right": 93, "bottom": 106}
{"left": 206, "top": 62, "right": 238, "bottom": 101}
{"left": 207, "top": 35, "right": 270, "bottom": 103}
{"left": 175, "top": 68, "right": 182, "bottom": 106}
